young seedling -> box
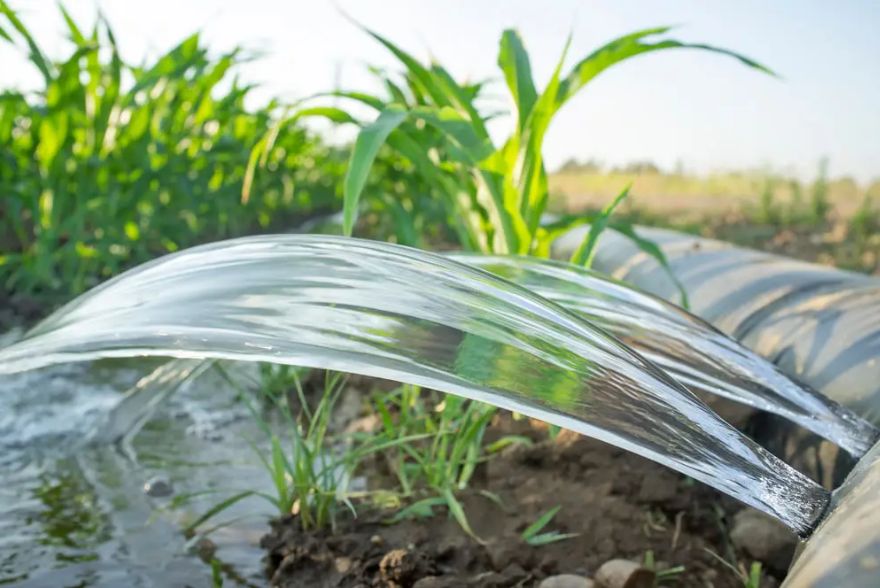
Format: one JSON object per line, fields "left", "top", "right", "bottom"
{"left": 702, "top": 548, "right": 764, "bottom": 588}
{"left": 643, "top": 549, "right": 686, "bottom": 585}
{"left": 520, "top": 506, "right": 578, "bottom": 546}
{"left": 744, "top": 562, "right": 762, "bottom": 588}
{"left": 372, "top": 384, "right": 506, "bottom": 540}
{"left": 188, "top": 365, "right": 425, "bottom": 535}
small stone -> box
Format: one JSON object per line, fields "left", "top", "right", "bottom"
{"left": 334, "top": 556, "right": 353, "bottom": 574}
{"left": 595, "top": 559, "right": 654, "bottom": 588}
{"left": 194, "top": 537, "right": 217, "bottom": 561}
{"left": 730, "top": 509, "right": 797, "bottom": 572}
{"left": 143, "top": 475, "right": 173, "bottom": 497}
{"left": 370, "top": 534, "right": 384, "bottom": 546}
{"left": 539, "top": 574, "right": 596, "bottom": 588}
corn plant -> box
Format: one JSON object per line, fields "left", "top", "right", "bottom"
{"left": 253, "top": 23, "right": 771, "bottom": 268}
{"left": 0, "top": 2, "right": 343, "bottom": 302}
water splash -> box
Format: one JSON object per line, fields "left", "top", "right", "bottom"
{"left": 0, "top": 235, "right": 829, "bottom": 535}
{"left": 454, "top": 254, "right": 877, "bottom": 457}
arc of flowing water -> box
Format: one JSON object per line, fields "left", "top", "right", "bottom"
{"left": 452, "top": 254, "right": 878, "bottom": 458}
{"left": 0, "top": 235, "right": 829, "bottom": 535}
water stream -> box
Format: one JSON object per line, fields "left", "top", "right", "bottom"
{"left": 455, "top": 254, "right": 877, "bottom": 457}
{"left": 0, "top": 235, "right": 838, "bottom": 541}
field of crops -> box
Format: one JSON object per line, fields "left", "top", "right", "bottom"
{"left": 2, "top": 3, "right": 878, "bottom": 588}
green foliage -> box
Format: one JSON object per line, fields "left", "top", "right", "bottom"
{"left": 744, "top": 562, "right": 762, "bottom": 588}
{"left": 0, "top": 3, "right": 343, "bottom": 301}
{"left": 756, "top": 176, "right": 781, "bottom": 225}
{"left": 520, "top": 506, "right": 578, "bottom": 546}
{"left": 851, "top": 194, "right": 878, "bottom": 241}
{"left": 196, "top": 367, "right": 424, "bottom": 534}
{"left": 210, "top": 559, "right": 224, "bottom": 588}
{"left": 373, "top": 385, "right": 492, "bottom": 493}
{"left": 281, "top": 23, "right": 770, "bottom": 267}
{"left": 643, "top": 549, "right": 686, "bottom": 585}
{"left": 809, "top": 157, "right": 830, "bottom": 223}
{"left": 750, "top": 161, "right": 842, "bottom": 229}
{"left": 372, "top": 384, "right": 498, "bottom": 539}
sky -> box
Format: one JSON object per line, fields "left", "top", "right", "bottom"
{"left": 3, "top": 0, "right": 879, "bottom": 183}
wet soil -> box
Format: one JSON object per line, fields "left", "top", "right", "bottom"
{"left": 261, "top": 415, "right": 787, "bottom": 588}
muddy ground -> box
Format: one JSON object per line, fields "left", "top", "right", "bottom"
{"left": 261, "top": 410, "right": 795, "bottom": 588}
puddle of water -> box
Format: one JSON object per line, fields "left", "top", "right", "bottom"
{"left": 0, "top": 361, "right": 273, "bottom": 587}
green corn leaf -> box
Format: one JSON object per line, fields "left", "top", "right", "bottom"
{"left": 343, "top": 105, "right": 409, "bottom": 235}
{"left": 412, "top": 106, "right": 494, "bottom": 163}
{"left": 609, "top": 220, "right": 690, "bottom": 309}
{"left": 570, "top": 184, "right": 631, "bottom": 267}
{"left": 59, "top": 4, "right": 87, "bottom": 46}
{"left": 557, "top": 26, "right": 774, "bottom": 111}
{"left": 498, "top": 29, "right": 538, "bottom": 132}
{"left": 359, "top": 27, "right": 449, "bottom": 107}
{"left": 0, "top": 0, "right": 53, "bottom": 81}
{"left": 325, "top": 90, "right": 386, "bottom": 110}
{"left": 514, "top": 34, "right": 571, "bottom": 244}
{"left": 296, "top": 106, "right": 359, "bottom": 125}
{"left": 428, "top": 63, "right": 489, "bottom": 139}
{"left": 243, "top": 105, "right": 359, "bottom": 203}
{"left": 379, "top": 73, "right": 410, "bottom": 105}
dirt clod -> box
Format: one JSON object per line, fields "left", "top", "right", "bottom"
{"left": 379, "top": 549, "right": 434, "bottom": 587}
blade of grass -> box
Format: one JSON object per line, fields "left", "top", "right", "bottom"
{"left": 442, "top": 488, "right": 484, "bottom": 544}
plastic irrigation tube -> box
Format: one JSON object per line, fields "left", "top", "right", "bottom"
{"left": 783, "top": 437, "right": 880, "bottom": 587}
{"left": 553, "top": 225, "right": 880, "bottom": 588}
{"left": 554, "top": 226, "right": 880, "bottom": 436}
